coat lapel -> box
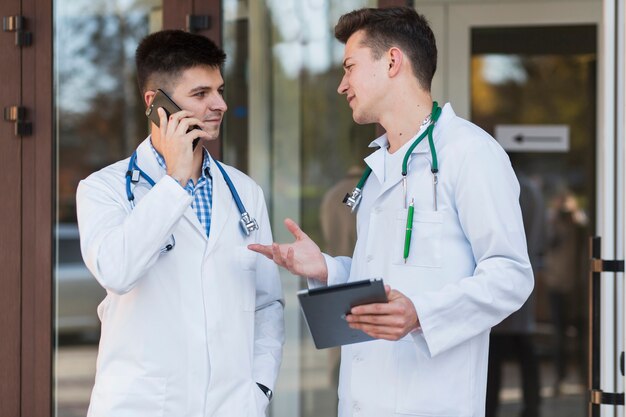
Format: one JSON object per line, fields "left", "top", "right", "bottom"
{"left": 204, "top": 154, "right": 233, "bottom": 255}
{"left": 135, "top": 137, "right": 210, "bottom": 240}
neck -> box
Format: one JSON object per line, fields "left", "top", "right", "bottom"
{"left": 190, "top": 153, "right": 203, "bottom": 183}
{"left": 380, "top": 95, "right": 433, "bottom": 154}
{"left": 383, "top": 103, "right": 432, "bottom": 153}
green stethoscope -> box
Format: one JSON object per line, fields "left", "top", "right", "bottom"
{"left": 343, "top": 101, "right": 443, "bottom": 211}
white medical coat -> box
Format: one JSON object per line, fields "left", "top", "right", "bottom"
{"left": 322, "top": 104, "right": 534, "bottom": 417}
{"left": 76, "top": 138, "right": 284, "bottom": 417}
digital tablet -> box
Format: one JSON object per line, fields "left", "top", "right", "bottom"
{"left": 297, "top": 278, "right": 387, "bottom": 349}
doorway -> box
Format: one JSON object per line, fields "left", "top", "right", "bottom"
{"left": 421, "top": 1, "right": 602, "bottom": 416}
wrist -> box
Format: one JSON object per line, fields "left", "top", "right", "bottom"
{"left": 168, "top": 173, "right": 186, "bottom": 187}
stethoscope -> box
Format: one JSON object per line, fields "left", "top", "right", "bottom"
{"left": 343, "top": 101, "right": 442, "bottom": 211}
{"left": 125, "top": 150, "right": 259, "bottom": 253}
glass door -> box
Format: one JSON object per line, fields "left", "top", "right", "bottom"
{"left": 436, "top": 2, "right": 603, "bottom": 416}
{"left": 53, "top": 1, "right": 163, "bottom": 415}
{"left": 221, "top": 1, "right": 376, "bottom": 416}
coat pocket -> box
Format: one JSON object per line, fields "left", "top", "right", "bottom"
{"left": 88, "top": 374, "right": 166, "bottom": 417}
{"left": 394, "top": 339, "right": 472, "bottom": 416}
{"left": 392, "top": 209, "right": 443, "bottom": 267}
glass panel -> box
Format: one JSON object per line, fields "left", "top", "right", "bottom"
{"left": 471, "top": 25, "right": 596, "bottom": 417}
{"left": 223, "top": 1, "right": 375, "bottom": 416}
{"left": 53, "top": 1, "right": 162, "bottom": 416}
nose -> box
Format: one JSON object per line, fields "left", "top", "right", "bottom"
{"left": 211, "top": 93, "right": 227, "bottom": 112}
{"left": 337, "top": 74, "right": 348, "bottom": 95}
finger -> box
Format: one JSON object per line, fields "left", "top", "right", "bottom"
{"left": 284, "top": 218, "right": 306, "bottom": 241}
{"left": 351, "top": 302, "right": 398, "bottom": 316}
{"left": 346, "top": 313, "right": 403, "bottom": 327}
{"left": 186, "top": 128, "right": 210, "bottom": 144}
{"left": 169, "top": 109, "right": 195, "bottom": 123}
{"left": 348, "top": 322, "right": 403, "bottom": 340}
{"left": 272, "top": 243, "right": 287, "bottom": 267}
{"left": 285, "top": 246, "right": 296, "bottom": 272}
{"left": 387, "top": 289, "right": 404, "bottom": 301}
{"left": 165, "top": 112, "right": 178, "bottom": 138}
{"left": 384, "top": 285, "right": 391, "bottom": 297}
{"left": 247, "top": 244, "right": 274, "bottom": 259}
{"left": 176, "top": 116, "right": 204, "bottom": 136}
{"left": 158, "top": 108, "right": 168, "bottom": 137}
{"left": 164, "top": 110, "right": 194, "bottom": 138}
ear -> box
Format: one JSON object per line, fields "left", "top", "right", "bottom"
{"left": 387, "top": 47, "right": 403, "bottom": 77}
{"left": 144, "top": 90, "right": 156, "bottom": 108}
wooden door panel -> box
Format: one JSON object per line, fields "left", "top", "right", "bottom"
{"left": 0, "top": 1, "right": 23, "bottom": 416}
{"left": 21, "top": 0, "right": 53, "bottom": 414}
{"left": 163, "top": 0, "right": 193, "bottom": 30}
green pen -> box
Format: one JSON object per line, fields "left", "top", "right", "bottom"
{"left": 403, "top": 198, "right": 415, "bottom": 263}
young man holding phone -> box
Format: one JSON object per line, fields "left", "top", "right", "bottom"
{"left": 76, "top": 30, "right": 284, "bottom": 417}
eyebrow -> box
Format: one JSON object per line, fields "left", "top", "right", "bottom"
{"left": 189, "top": 84, "right": 224, "bottom": 94}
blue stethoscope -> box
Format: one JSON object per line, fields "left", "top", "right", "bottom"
{"left": 343, "top": 101, "right": 442, "bottom": 211}
{"left": 125, "top": 150, "right": 259, "bottom": 253}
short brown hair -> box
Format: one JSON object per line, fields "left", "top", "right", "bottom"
{"left": 135, "top": 30, "right": 226, "bottom": 95}
{"left": 335, "top": 7, "right": 437, "bottom": 91}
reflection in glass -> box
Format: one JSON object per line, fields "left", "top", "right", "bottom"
{"left": 472, "top": 25, "right": 596, "bottom": 417}
{"left": 54, "top": 1, "right": 161, "bottom": 416}
{"left": 223, "top": 1, "right": 375, "bottom": 416}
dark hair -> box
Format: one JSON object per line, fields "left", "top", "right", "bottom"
{"left": 135, "top": 30, "right": 226, "bottom": 95}
{"left": 334, "top": 7, "right": 437, "bottom": 91}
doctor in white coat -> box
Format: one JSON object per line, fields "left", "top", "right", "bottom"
{"left": 77, "top": 30, "right": 284, "bottom": 417}
{"left": 249, "top": 7, "right": 533, "bottom": 417}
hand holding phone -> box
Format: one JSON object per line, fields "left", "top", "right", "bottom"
{"left": 145, "top": 89, "right": 201, "bottom": 150}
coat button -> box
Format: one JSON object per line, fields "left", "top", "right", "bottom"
{"left": 366, "top": 255, "right": 373, "bottom": 262}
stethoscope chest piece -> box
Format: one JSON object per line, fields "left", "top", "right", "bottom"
{"left": 213, "top": 159, "right": 259, "bottom": 237}
{"left": 343, "top": 187, "right": 363, "bottom": 212}
{"left": 239, "top": 212, "right": 259, "bottom": 236}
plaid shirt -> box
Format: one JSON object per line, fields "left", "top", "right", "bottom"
{"left": 150, "top": 142, "right": 213, "bottom": 238}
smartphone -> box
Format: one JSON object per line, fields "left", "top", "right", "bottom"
{"left": 145, "top": 89, "right": 200, "bottom": 150}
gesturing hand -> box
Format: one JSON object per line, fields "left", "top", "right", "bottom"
{"left": 248, "top": 218, "right": 328, "bottom": 282}
{"left": 346, "top": 286, "right": 421, "bottom": 341}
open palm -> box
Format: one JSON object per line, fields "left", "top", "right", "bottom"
{"left": 248, "top": 218, "right": 328, "bottom": 282}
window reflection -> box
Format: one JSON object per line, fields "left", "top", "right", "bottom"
{"left": 471, "top": 25, "right": 596, "bottom": 417}
{"left": 222, "top": 1, "right": 375, "bottom": 416}
{"left": 54, "top": 1, "right": 162, "bottom": 416}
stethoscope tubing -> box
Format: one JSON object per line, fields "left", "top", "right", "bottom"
{"left": 343, "top": 101, "right": 442, "bottom": 212}
{"left": 124, "top": 147, "right": 259, "bottom": 252}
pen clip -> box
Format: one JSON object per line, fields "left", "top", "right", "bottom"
{"left": 403, "top": 198, "right": 415, "bottom": 263}
{"left": 433, "top": 172, "right": 438, "bottom": 211}
{"left": 402, "top": 176, "right": 408, "bottom": 209}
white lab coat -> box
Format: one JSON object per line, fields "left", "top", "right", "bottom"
{"left": 322, "top": 104, "right": 533, "bottom": 417}
{"left": 76, "top": 138, "right": 284, "bottom": 417}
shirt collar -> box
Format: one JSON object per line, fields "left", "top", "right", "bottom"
{"left": 366, "top": 102, "right": 455, "bottom": 153}
{"left": 367, "top": 124, "right": 430, "bottom": 154}
{"left": 149, "top": 138, "right": 212, "bottom": 179}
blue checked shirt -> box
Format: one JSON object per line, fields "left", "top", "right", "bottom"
{"left": 150, "top": 142, "right": 213, "bottom": 238}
